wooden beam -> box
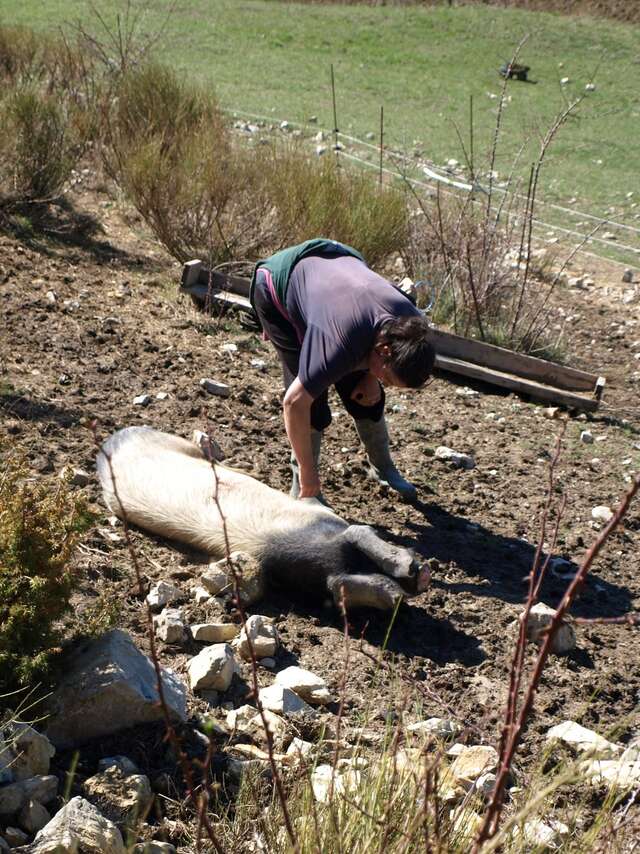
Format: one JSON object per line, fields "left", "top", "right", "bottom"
{"left": 428, "top": 327, "right": 596, "bottom": 393}
{"left": 434, "top": 355, "right": 599, "bottom": 411}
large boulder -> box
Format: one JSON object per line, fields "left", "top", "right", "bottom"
{"left": 25, "top": 796, "right": 125, "bottom": 853}
{"left": 44, "top": 630, "right": 187, "bottom": 748}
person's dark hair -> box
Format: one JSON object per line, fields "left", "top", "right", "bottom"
{"left": 381, "top": 315, "right": 435, "bottom": 388}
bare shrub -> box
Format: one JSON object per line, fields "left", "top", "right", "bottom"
{"left": 0, "top": 87, "right": 91, "bottom": 203}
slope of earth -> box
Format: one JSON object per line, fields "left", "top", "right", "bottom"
{"left": 1, "top": 181, "right": 639, "bottom": 838}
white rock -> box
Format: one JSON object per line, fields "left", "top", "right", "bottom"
{"left": 250, "top": 358, "right": 266, "bottom": 371}
{"left": 523, "top": 603, "right": 576, "bottom": 654}
{"left": 221, "top": 343, "right": 238, "bottom": 353}
{"left": 199, "top": 378, "right": 230, "bottom": 397}
{"left": 474, "top": 772, "right": 496, "bottom": 798}
{"left": 200, "top": 567, "right": 230, "bottom": 596}
{"left": 521, "top": 818, "right": 570, "bottom": 849}
{"left": 407, "top": 718, "right": 461, "bottom": 738}
{"left": 192, "top": 585, "right": 212, "bottom": 604}
{"left": 247, "top": 710, "right": 290, "bottom": 751}
{"left": 45, "top": 630, "right": 187, "bottom": 748}
{"left": 311, "top": 763, "right": 361, "bottom": 804}
{"left": 237, "top": 615, "right": 279, "bottom": 661}
{"left": 187, "top": 644, "right": 235, "bottom": 692}
{"left": 581, "top": 757, "right": 640, "bottom": 789}
{"left": 83, "top": 766, "right": 153, "bottom": 827}
{"left": 133, "top": 394, "right": 151, "bottom": 406}
{"left": 191, "top": 622, "right": 239, "bottom": 643}
{"left": 286, "top": 738, "right": 315, "bottom": 760}
{"left": 316, "top": 145, "right": 327, "bottom": 156}
{"left": 365, "top": 131, "right": 376, "bottom": 140}
{"left": 446, "top": 158, "right": 459, "bottom": 168}
{"left": 45, "top": 290, "right": 57, "bottom": 305}
{"left": 546, "top": 721, "right": 621, "bottom": 757}
{"left": 585, "top": 82, "right": 596, "bottom": 92}
{"left": 257, "top": 685, "right": 312, "bottom": 715}
{"left": 207, "top": 552, "right": 265, "bottom": 606}
{"left": 4, "top": 723, "right": 55, "bottom": 781}
{"left": 447, "top": 743, "right": 466, "bottom": 756}
{"left": 275, "top": 666, "right": 332, "bottom": 705}
{"left": 153, "top": 608, "right": 187, "bottom": 644}
{"left": 434, "top": 446, "right": 475, "bottom": 470}
{"left": 449, "top": 745, "right": 499, "bottom": 788}
{"left": 155, "top": 391, "right": 169, "bottom": 400}
{"left": 225, "top": 704, "right": 257, "bottom": 730}
{"left": 30, "top": 796, "right": 125, "bottom": 853}
{"left": 591, "top": 505, "right": 614, "bottom": 523}
{"left": 560, "top": 76, "right": 570, "bottom": 84}
{"left": 18, "top": 798, "right": 51, "bottom": 834}
{"left": 314, "top": 131, "right": 325, "bottom": 143}
{"left": 580, "top": 430, "right": 594, "bottom": 444}
{"left": 60, "top": 466, "right": 91, "bottom": 487}
{"left": 146, "top": 581, "right": 183, "bottom": 610}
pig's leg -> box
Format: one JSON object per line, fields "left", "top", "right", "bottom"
{"left": 327, "top": 572, "right": 406, "bottom": 611}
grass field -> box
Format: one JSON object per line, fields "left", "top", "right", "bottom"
{"left": 5, "top": 0, "right": 640, "bottom": 223}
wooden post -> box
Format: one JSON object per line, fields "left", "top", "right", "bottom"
{"left": 379, "top": 105, "right": 384, "bottom": 187}
{"left": 331, "top": 64, "right": 340, "bottom": 164}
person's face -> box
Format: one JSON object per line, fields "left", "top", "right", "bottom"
{"left": 368, "top": 343, "right": 408, "bottom": 388}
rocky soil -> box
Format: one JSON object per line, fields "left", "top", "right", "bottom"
{"left": 1, "top": 178, "right": 639, "bottom": 850}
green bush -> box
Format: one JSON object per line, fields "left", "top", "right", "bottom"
{"left": 0, "top": 454, "right": 91, "bottom": 691}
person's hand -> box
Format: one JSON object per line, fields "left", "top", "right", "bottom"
{"left": 298, "top": 473, "right": 322, "bottom": 499}
{"left": 350, "top": 372, "right": 382, "bottom": 406}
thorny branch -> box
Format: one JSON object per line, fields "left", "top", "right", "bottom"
{"left": 92, "top": 422, "right": 226, "bottom": 854}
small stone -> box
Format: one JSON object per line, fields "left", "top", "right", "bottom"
{"left": 275, "top": 666, "right": 332, "bottom": 705}
{"left": 247, "top": 710, "right": 290, "bottom": 751}
{"left": 521, "top": 818, "right": 570, "bottom": 849}
{"left": 146, "top": 581, "right": 183, "bottom": 610}
{"left": 133, "top": 394, "right": 151, "bottom": 406}
{"left": 542, "top": 406, "right": 561, "bottom": 419}
{"left": 200, "top": 566, "right": 230, "bottom": 596}
{"left": 60, "top": 466, "right": 91, "bottom": 487}
{"left": 153, "top": 608, "right": 187, "bottom": 644}
{"left": 187, "top": 644, "right": 235, "bottom": 692}
{"left": 132, "top": 843, "right": 177, "bottom": 853}
{"left": 580, "top": 430, "right": 594, "bottom": 444}
{"left": 286, "top": 738, "right": 315, "bottom": 760}
{"left": 316, "top": 145, "right": 327, "bottom": 156}
{"left": 365, "top": 131, "right": 376, "bottom": 140}
{"left": 18, "top": 798, "right": 50, "bottom": 834}
{"left": 45, "top": 290, "right": 57, "bottom": 304}
{"left": 311, "top": 763, "right": 361, "bottom": 803}
{"left": 155, "top": 391, "right": 170, "bottom": 400}
{"left": 560, "top": 76, "right": 570, "bottom": 84}
{"left": 237, "top": 615, "right": 279, "bottom": 661}
{"left": 225, "top": 704, "right": 257, "bottom": 730}
{"left": 523, "top": 602, "right": 576, "bottom": 655}
{"left": 3, "top": 827, "right": 28, "bottom": 848}
{"left": 192, "top": 585, "right": 212, "bottom": 604}
{"left": 207, "top": 552, "right": 265, "bottom": 606}
{"left": 591, "top": 505, "right": 614, "bottom": 523}
{"left": 407, "top": 718, "right": 461, "bottom": 738}
{"left": 546, "top": 721, "right": 621, "bottom": 757}
{"left": 434, "top": 446, "right": 475, "bottom": 470}
{"left": 250, "top": 359, "right": 266, "bottom": 371}
{"left": 200, "top": 378, "right": 231, "bottom": 397}
{"left": 83, "top": 766, "right": 153, "bottom": 828}
{"left": 622, "top": 269, "right": 634, "bottom": 283}
{"left": 97, "top": 756, "right": 140, "bottom": 776}
{"left": 474, "top": 772, "right": 496, "bottom": 798}
{"left": 4, "top": 722, "right": 55, "bottom": 781}
{"left": 585, "top": 82, "right": 596, "bottom": 92}
{"left": 221, "top": 342, "right": 238, "bottom": 353}
{"left": 191, "top": 622, "right": 239, "bottom": 643}
{"left": 449, "top": 745, "right": 499, "bottom": 789}
{"left": 257, "top": 685, "right": 313, "bottom": 715}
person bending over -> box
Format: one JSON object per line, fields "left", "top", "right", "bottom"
{"left": 251, "top": 238, "right": 435, "bottom": 502}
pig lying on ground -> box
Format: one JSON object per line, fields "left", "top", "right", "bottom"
{"left": 97, "top": 427, "right": 429, "bottom": 611}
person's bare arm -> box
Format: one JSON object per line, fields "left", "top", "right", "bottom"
{"left": 283, "top": 378, "right": 321, "bottom": 498}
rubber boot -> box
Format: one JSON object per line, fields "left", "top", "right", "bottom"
{"left": 354, "top": 417, "right": 417, "bottom": 501}
{"left": 290, "top": 429, "right": 323, "bottom": 499}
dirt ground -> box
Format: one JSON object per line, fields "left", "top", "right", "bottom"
{"left": 1, "top": 178, "right": 639, "bottom": 844}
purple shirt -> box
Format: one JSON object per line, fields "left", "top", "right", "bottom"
{"left": 285, "top": 255, "right": 420, "bottom": 398}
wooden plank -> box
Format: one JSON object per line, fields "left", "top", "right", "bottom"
{"left": 181, "top": 281, "right": 252, "bottom": 310}
{"left": 428, "top": 327, "right": 596, "bottom": 393}
{"left": 434, "top": 355, "right": 599, "bottom": 411}
{"left": 182, "top": 259, "right": 203, "bottom": 287}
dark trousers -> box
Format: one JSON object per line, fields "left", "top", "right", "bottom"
{"left": 253, "top": 278, "right": 384, "bottom": 432}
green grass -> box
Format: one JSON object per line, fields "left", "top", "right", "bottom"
{"left": 5, "top": 0, "right": 640, "bottom": 223}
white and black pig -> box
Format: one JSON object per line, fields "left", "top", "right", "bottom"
{"left": 97, "top": 427, "right": 429, "bottom": 610}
